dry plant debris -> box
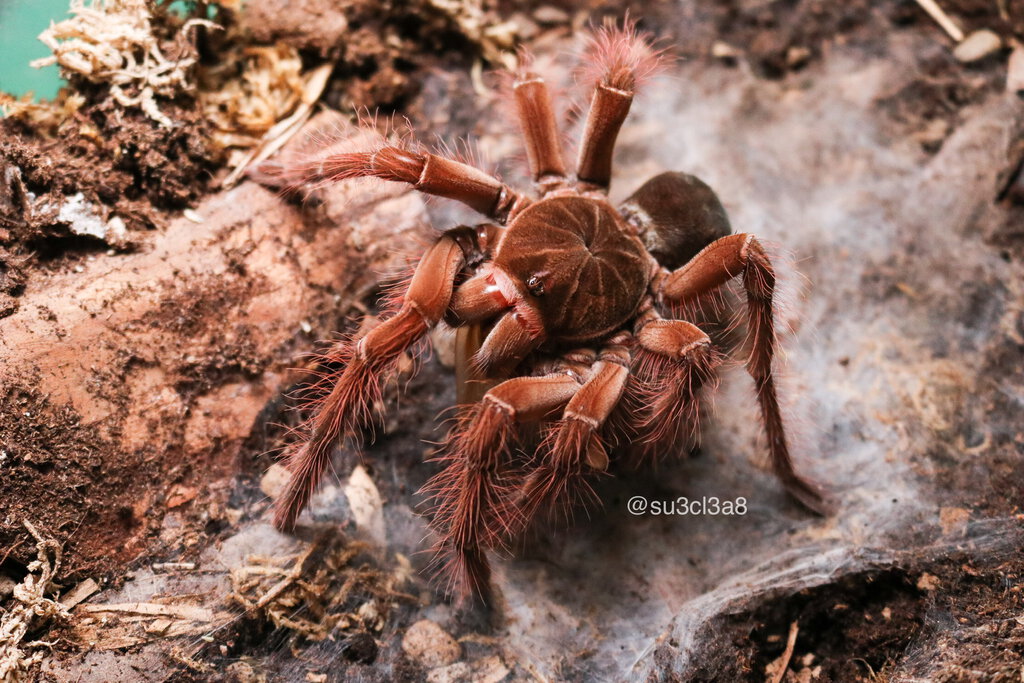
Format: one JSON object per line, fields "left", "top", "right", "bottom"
{"left": 0, "top": 522, "right": 69, "bottom": 683}
{"left": 71, "top": 597, "right": 231, "bottom": 652}
{"left": 207, "top": 58, "right": 333, "bottom": 189}
{"left": 198, "top": 43, "right": 305, "bottom": 159}
{"left": 227, "top": 532, "right": 413, "bottom": 646}
{"left": 31, "top": 0, "right": 216, "bottom": 127}
{"left": 0, "top": 94, "right": 86, "bottom": 140}
{"left": 426, "top": 0, "right": 518, "bottom": 67}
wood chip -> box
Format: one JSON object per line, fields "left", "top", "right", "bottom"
{"left": 345, "top": 465, "right": 386, "bottom": 546}
{"left": 79, "top": 602, "right": 214, "bottom": 622}
{"left": 152, "top": 562, "right": 198, "bottom": 572}
{"left": 59, "top": 578, "right": 99, "bottom": 608}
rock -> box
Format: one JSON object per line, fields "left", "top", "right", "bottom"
{"left": 259, "top": 463, "right": 291, "bottom": 500}
{"left": 711, "top": 41, "right": 741, "bottom": 60}
{"left": 953, "top": 29, "right": 1002, "bottom": 64}
{"left": 0, "top": 574, "right": 16, "bottom": 600}
{"left": 427, "top": 656, "right": 510, "bottom": 683}
{"left": 911, "top": 117, "right": 950, "bottom": 149}
{"left": 786, "top": 46, "right": 812, "bottom": 69}
{"left": 0, "top": 111, "right": 431, "bottom": 573}
{"left": 464, "top": 656, "right": 510, "bottom": 683}
{"left": 429, "top": 326, "right": 458, "bottom": 368}
{"left": 52, "top": 192, "right": 130, "bottom": 248}
{"left": 427, "top": 662, "right": 471, "bottom": 683}
{"left": 509, "top": 13, "right": 540, "bottom": 40}
{"left": 938, "top": 507, "right": 970, "bottom": 536}
{"left": 224, "top": 661, "right": 263, "bottom": 682}
{"left": 165, "top": 484, "right": 197, "bottom": 508}
{"left": 402, "top": 619, "right": 461, "bottom": 668}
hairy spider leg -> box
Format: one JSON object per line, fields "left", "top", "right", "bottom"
{"left": 627, "top": 314, "right": 720, "bottom": 462}
{"left": 426, "top": 372, "right": 583, "bottom": 601}
{"left": 263, "top": 140, "right": 529, "bottom": 225}
{"left": 575, "top": 23, "right": 664, "bottom": 191}
{"left": 273, "top": 228, "right": 491, "bottom": 532}
{"left": 660, "top": 233, "right": 830, "bottom": 514}
{"left": 519, "top": 337, "right": 630, "bottom": 529}
{"left": 512, "top": 70, "right": 567, "bottom": 190}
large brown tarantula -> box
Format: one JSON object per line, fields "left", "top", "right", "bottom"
{"left": 260, "top": 23, "right": 827, "bottom": 600}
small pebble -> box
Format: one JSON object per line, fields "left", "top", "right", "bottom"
{"left": 402, "top": 619, "right": 461, "bottom": 668}
{"left": 465, "top": 656, "right": 510, "bottom": 683}
{"left": 224, "top": 662, "right": 259, "bottom": 682}
{"left": 953, "top": 29, "right": 1002, "bottom": 64}
{"left": 427, "top": 662, "right": 471, "bottom": 683}
{"left": 259, "top": 463, "right": 291, "bottom": 499}
{"left": 786, "top": 45, "right": 811, "bottom": 68}
{"left": 711, "top": 41, "right": 741, "bottom": 59}
{"left": 427, "top": 656, "right": 510, "bottom": 683}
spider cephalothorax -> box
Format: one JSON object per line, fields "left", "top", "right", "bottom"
{"left": 258, "top": 22, "right": 828, "bottom": 601}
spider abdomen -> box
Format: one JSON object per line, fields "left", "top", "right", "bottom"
{"left": 620, "top": 172, "right": 733, "bottom": 271}
{"left": 493, "top": 195, "right": 649, "bottom": 343}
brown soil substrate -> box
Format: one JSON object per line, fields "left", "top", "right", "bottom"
{"left": 0, "top": 165, "right": 431, "bottom": 579}
{"left": 669, "top": 548, "right": 1024, "bottom": 682}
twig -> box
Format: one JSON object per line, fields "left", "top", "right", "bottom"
{"left": 151, "top": 562, "right": 197, "bottom": 572}
{"left": 913, "top": 0, "right": 965, "bottom": 42}
{"left": 79, "top": 602, "right": 213, "bottom": 622}
{"left": 770, "top": 621, "right": 800, "bottom": 683}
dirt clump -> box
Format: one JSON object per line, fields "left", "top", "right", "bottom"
{"left": 242, "top": 0, "right": 505, "bottom": 110}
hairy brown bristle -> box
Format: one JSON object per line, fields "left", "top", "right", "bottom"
{"left": 578, "top": 17, "right": 668, "bottom": 93}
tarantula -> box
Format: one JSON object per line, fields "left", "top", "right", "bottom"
{"left": 259, "top": 23, "right": 827, "bottom": 601}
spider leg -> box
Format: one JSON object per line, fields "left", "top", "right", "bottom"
{"left": 629, "top": 314, "right": 719, "bottom": 461}
{"left": 519, "top": 339, "right": 630, "bottom": 528}
{"left": 261, "top": 139, "right": 529, "bottom": 224}
{"left": 513, "top": 70, "right": 567, "bottom": 189}
{"left": 274, "top": 227, "right": 490, "bottom": 532}
{"left": 426, "top": 372, "right": 582, "bottom": 601}
{"left": 576, "top": 23, "right": 663, "bottom": 191}
{"left": 659, "top": 234, "right": 830, "bottom": 514}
